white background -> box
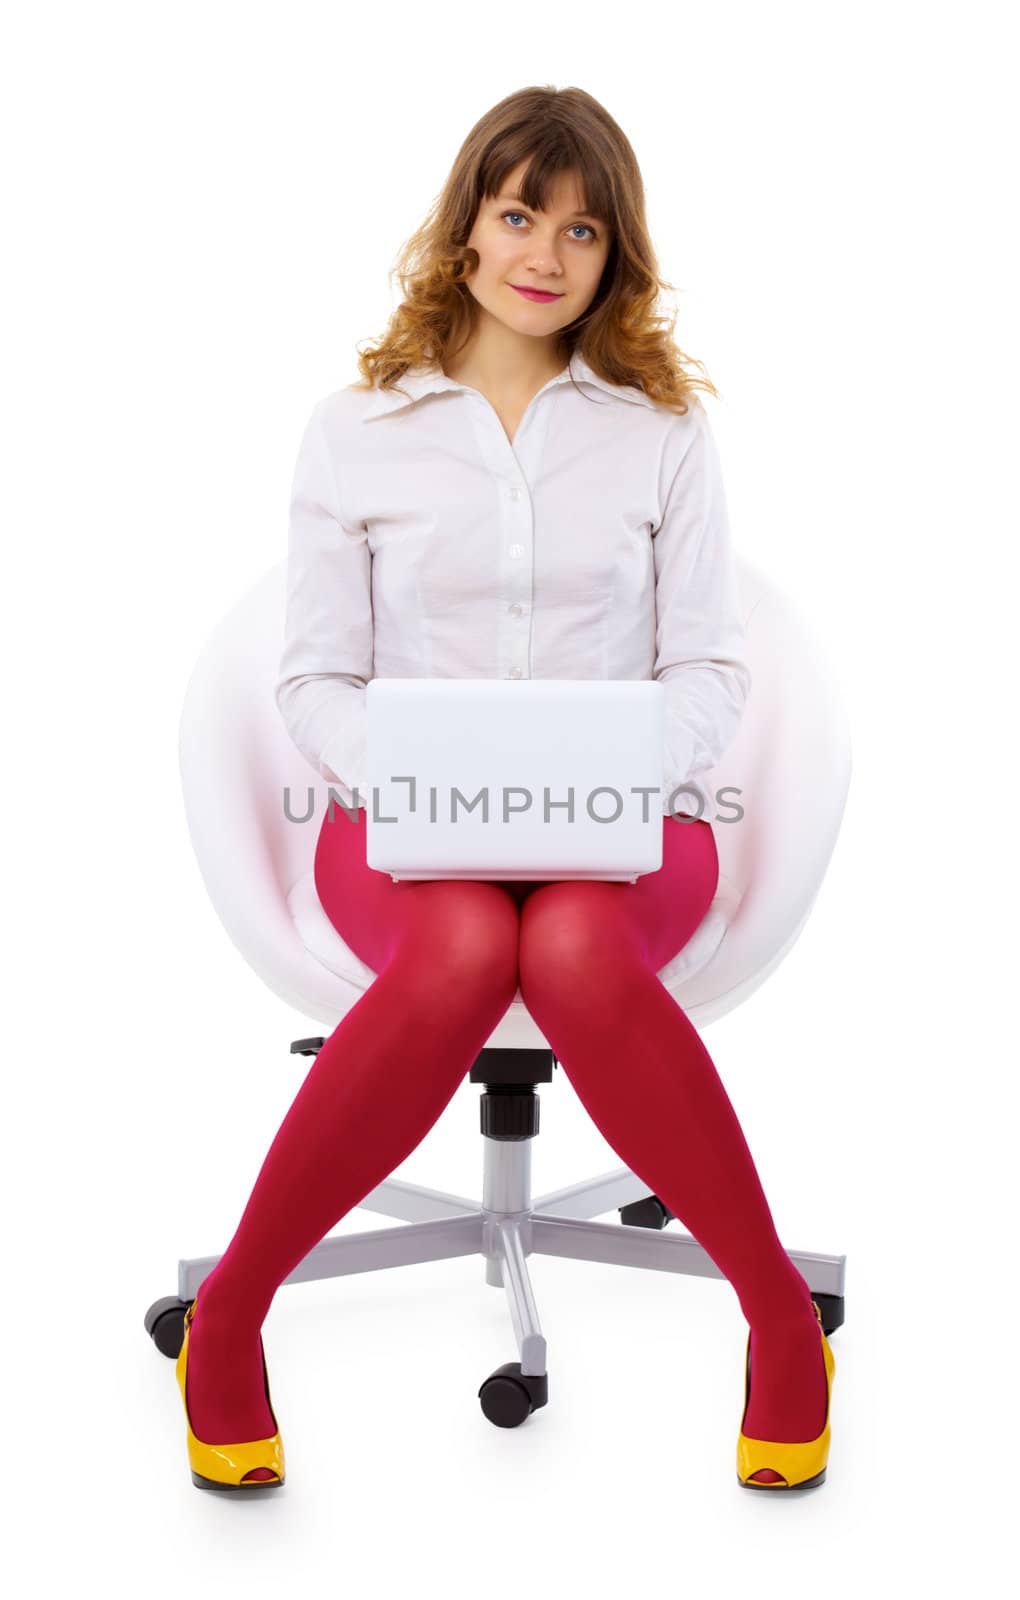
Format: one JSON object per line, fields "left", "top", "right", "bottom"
{"left": 4, "top": 0, "right": 1016, "bottom": 1591}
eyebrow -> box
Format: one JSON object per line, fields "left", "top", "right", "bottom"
{"left": 494, "top": 193, "right": 601, "bottom": 221}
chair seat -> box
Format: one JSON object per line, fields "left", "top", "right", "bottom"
{"left": 177, "top": 557, "right": 852, "bottom": 1034}
{"left": 287, "top": 868, "right": 743, "bottom": 1012}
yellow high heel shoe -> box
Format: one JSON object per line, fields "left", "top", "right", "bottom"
{"left": 736, "top": 1299, "right": 835, "bottom": 1491}
{"left": 175, "top": 1293, "right": 286, "bottom": 1491}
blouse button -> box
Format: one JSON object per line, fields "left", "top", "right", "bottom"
{"left": 509, "top": 603, "right": 523, "bottom": 617}
{"left": 508, "top": 667, "right": 523, "bottom": 679}
{"left": 508, "top": 543, "right": 524, "bottom": 558}
{"left": 510, "top": 486, "right": 523, "bottom": 501}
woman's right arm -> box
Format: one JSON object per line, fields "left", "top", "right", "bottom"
{"left": 274, "top": 398, "right": 373, "bottom": 808}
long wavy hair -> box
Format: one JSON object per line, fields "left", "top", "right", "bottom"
{"left": 352, "top": 85, "right": 719, "bottom": 417}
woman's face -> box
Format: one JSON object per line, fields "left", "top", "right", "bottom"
{"left": 462, "top": 161, "right": 612, "bottom": 344}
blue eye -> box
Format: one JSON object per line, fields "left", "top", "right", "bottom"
{"left": 501, "top": 210, "right": 598, "bottom": 241}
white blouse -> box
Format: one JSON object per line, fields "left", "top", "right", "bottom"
{"left": 275, "top": 350, "right": 751, "bottom": 818}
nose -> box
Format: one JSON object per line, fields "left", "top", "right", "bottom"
{"left": 521, "top": 233, "right": 567, "bottom": 276}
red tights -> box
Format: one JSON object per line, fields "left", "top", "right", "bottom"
{"left": 185, "top": 807, "right": 826, "bottom": 1457}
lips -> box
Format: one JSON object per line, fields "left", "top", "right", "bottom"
{"left": 510, "top": 285, "right": 564, "bottom": 302}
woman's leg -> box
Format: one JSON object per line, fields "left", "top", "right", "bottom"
{"left": 515, "top": 816, "right": 827, "bottom": 1461}
{"left": 184, "top": 805, "right": 522, "bottom": 1463}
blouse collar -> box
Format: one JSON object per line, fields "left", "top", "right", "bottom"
{"left": 360, "top": 349, "right": 658, "bottom": 422}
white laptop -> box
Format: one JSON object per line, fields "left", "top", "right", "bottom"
{"left": 362, "top": 679, "right": 665, "bottom": 882}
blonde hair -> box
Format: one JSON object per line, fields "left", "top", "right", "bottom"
{"left": 353, "top": 84, "right": 719, "bottom": 416}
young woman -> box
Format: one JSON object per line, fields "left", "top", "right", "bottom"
{"left": 175, "top": 84, "right": 834, "bottom": 1493}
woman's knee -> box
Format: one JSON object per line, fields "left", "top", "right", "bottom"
{"left": 518, "top": 883, "right": 637, "bottom": 998}
{"left": 395, "top": 880, "right": 521, "bottom": 993}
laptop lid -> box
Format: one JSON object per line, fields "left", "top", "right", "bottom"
{"left": 361, "top": 679, "right": 664, "bottom": 881}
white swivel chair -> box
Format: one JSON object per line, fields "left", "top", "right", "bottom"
{"left": 145, "top": 557, "right": 852, "bottom": 1428}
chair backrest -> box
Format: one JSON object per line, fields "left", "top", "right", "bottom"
{"left": 178, "top": 558, "right": 851, "bottom": 1032}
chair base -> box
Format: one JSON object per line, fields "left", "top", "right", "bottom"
{"left": 152, "top": 1047, "right": 847, "bottom": 1425}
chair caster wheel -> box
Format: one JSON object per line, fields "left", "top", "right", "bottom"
{"left": 619, "top": 1194, "right": 674, "bottom": 1229}
{"left": 478, "top": 1363, "right": 549, "bottom": 1428}
{"left": 144, "top": 1295, "right": 193, "bottom": 1358}
{"left": 811, "top": 1292, "right": 845, "bottom": 1339}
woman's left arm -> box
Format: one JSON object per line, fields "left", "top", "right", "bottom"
{"left": 652, "top": 403, "right": 752, "bottom": 815}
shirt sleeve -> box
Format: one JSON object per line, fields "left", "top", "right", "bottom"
{"left": 274, "top": 399, "right": 373, "bottom": 809}
{"left": 653, "top": 403, "right": 752, "bottom": 817}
